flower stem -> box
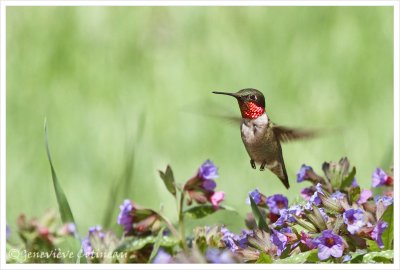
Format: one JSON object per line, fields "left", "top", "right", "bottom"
{"left": 178, "top": 191, "right": 188, "bottom": 251}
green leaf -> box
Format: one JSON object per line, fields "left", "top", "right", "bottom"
{"left": 44, "top": 120, "right": 75, "bottom": 224}
{"left": 305, "top": 249, "right": 319, "bottom": 263}
{"left": 380, "top": 204, "right": 393, "bottom": 250}
{"left": 113, "top": 235, "right": 178, "bottom": 254}
{"left": 184, "top": 204, "right": 235, "bottom": 219}
{"left": 366, "top": 239, "right": 381, "bottom": 252}
{"left": 362, "top": 250, "right": 393, "bottom": 263}
{"left": 249, "top": 196, "right": 270, "bottom": 233}
{"left": 256, "top": 252, "right": 272, "bottom": 263}
{"left": 348, "top": 186, "right": 361, "bottom": 205}
{"left": 184, "top": 205, "right": 217, "bottom": 219}
{"left": 340, "top": 166, "right": 356, "bottom": 189}
{"left": 148, "top": 227, "right": 165, "bottom": 263}
{"left": 274, "top": 250, "right": 316, "bottom": 264}
{"left": 159, "top": 165, "right": 176, "bottom": 197}
{"left": 347, "top": 250, "right": 367, "bottom": 263}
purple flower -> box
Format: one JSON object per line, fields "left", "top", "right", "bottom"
{"left": 248, "top": 188, "right": 263, "bottom": 205}
{"left": 372, "top": 168, "right": 389, "bottom": 187}
{"left": 343, "top": 209, "right": 366, "bottom": 234}
{"left": 319, "top": 208, "right": 329, "bottom": 222}
{"left": 117, "top": 199, "right": 134, "bottom": 233}
{"left": 371, "top": 221, "right": 388, "bottom": 249}
{"left": 202, "top": 179, "right": 216, "bottom": 191}
{"left": 297, "top": 164, "right": 313, "bottom": 182}
{"left": 89, "top": 225, "right": 104, "bottom": 237}
{"left": 300, "top": 187, "right": 315, "bottom": 200}
{"left": 153, "top": 249, "right": 173, "bottom": 263}
{"left": 82, "top": 236, "right": 93, "bottom": 257}
{"left": 237, "top": 230, "right": 253, "bottom": 248}
{"left": 315, "top": 183, "right": 324, "bottom": 194}
{"left": 206, "top": 248, "right": 236, "bottom": 263}
{"left": 266, "top": 194, "right": 288, "bottom": 215}
{"left": 313, "top": 230, "right": 344, "bottom": 260}
{"left": 357, "top": 189, "right": 372, "bottom": 204}
{"left": 300, "top": 231, "right": 316, "bottom": 249}
{"left": 331, "top": 191, "right": 346, "bottom": 201}
{"left": 221, "top": 227, "right": 240, "bottom": 252}
{"left": 274, "top": 205, "right": 302, "bottom": 226}
{"left": 271, "top": 229, "right": 288, "bottom": 256}
{"left": 374, "top": 195, "right": 393, "bottom": 207}
{"left": 59, "top": 222, "right": 77, "bottom": 236}
{"left": 198, "top": 160, "right": 219, "bottom": 180}
{"left": 307, "top": 192, "right": 322, "bottom": 208}
{"left": 82, "top": 225, "right": 103, "bottom": 257}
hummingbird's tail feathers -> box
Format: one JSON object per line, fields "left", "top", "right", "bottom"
{"left": 271, "top": 123, "right": 319, "bottom": 144}
{"left": 268, "top": 161, "right": 290, "bottom": 189}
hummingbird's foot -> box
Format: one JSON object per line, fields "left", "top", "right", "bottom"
{"left": 250, "top": 159, "right": 256, "bottom": 169}
{"left": 259, "top": 161, "right": 266, "bottom": 171}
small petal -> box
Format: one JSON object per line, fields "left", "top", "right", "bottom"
{"left": 372, "top": 168, "right": 388, "bottom": 187}
{"left": 357, "top": 189, "right": 372, "bottom": 204}
{"left": 317, "top": 245, "right": 331, "bottom": 260}
{"left": 210, "top": 191, "right": 224, "bottom": 209}
{"left": 329, "top": 244, "right": 344, "bottom": 258}
{"left": 297, "top": 164, "right": 313, "bottom": 182}
{"left": 198, "top": 160, "right": 219, "bottom": 180}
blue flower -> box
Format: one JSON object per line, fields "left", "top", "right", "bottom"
{"left": 371, "top": 221, "right": 388, "bottom": 249}
{"left": 331, "top": 191, "right": 346, "bottom": 201}
{"left": 374, "top": 195, "right": 393, "bottom": 207}
{"left": 274, "top": 205, "right": 302, "bottom": 226}
{"left": 82, "top": 225, "right": 104, "bottom": 257}
{"left": 198, "top": 160, "right": 219, "bottom": 180}
{"left": 297, "top": 164, "right": 313, "bottom": 182}
{"left": 202, "top": 179, "right": 217, "bottom": 191}
{"left": 153, "top": 249, "right": 173, "bottom": 263}
{"left": 82, "top": 236, "right": 93, "bottom": 257}
{"left": 247, "top": 188, "right": 263, "bottom": 205}
{"left": 271, "top": 229, "right": 288, "bottom": 256}
{"left": 343, "top": 209, "right": 365, "bottom": 234}
{"left": 221, "top": 227, "right": 240, "bottom": 252}
{"left": 117, "top": 199, "right": 134, "bottom": 233}
{"left": 372, "top": 168, "right": 389, "bottom": 187}
{"left": 266, "top": 194, "right": 288, "bottom": 215}
{"left": 313, "top": 230, "right": 344, "bottom": 260}
{"left": 357, "top": 189, "right": 372, "bottom": 204}
{"left": 300, "top": 187, "right": 315, "bottom": 200}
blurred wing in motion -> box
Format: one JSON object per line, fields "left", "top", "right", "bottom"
{"left": 271, "top": 123, "right": 319, "bottom": 143}
{"left": 180, "top": 99, "right": 242, "bottom": 126}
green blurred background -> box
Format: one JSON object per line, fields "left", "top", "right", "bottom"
{"left": 6, "top": 7, "right": 393, "bottom": 234}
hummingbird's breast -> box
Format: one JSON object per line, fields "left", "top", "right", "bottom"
{"left": 240, "top": 113, "right": 277, "bottom": 163}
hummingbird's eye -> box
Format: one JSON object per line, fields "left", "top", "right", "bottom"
{"left": 249, "top": 95, "right": 256, "bottom": 100}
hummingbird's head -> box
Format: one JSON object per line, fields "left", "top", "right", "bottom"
{"left": 212, "top": 88, "right": 265, "bottom": 119}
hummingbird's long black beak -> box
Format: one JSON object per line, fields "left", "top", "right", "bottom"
{"left": 212, "top": 91, "right": 240, "bottom": 98}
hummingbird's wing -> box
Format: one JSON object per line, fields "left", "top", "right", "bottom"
{"left": 271, "top": 123, "right": 318, "bottom": 143}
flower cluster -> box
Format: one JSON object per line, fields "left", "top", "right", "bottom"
{"left": 117, "top": 199, "right": 162, "bottom": 236}
{"left": 82, "top": 225, "right": 121, "bottom": 263}
{"left": 217, "top": 158, "right": 393, "bottom": 263}
{"left": 184, "top": 160, "right": 225, "bottom": 209}
{"left": 6, "top": 211, "right": 76, "bottom": 263}
{"left": 7, "top": 158, "right": 393, "bottom": 264}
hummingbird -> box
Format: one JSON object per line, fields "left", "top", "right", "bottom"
{"left": 212, "top": 88, "right": 317, "bottom": 189}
